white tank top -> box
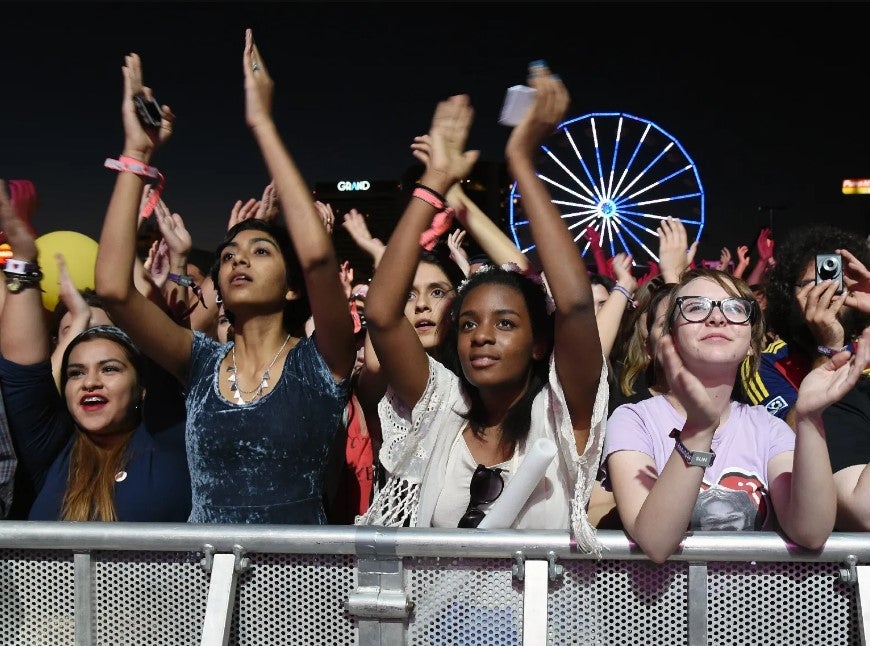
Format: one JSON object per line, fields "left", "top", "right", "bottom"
{"left": 431, "top": 430, "right": 515, "bottom": 528}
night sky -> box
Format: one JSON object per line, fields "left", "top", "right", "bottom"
{"left": 3, "top": 2, "right": 869, "bottom": 266}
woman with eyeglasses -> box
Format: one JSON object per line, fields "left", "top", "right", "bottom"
{"left": 603, "top": 268, "right": 870, "bottom": 563}
{"left": 358, "top": 64, "right": 608, "bottom": 554}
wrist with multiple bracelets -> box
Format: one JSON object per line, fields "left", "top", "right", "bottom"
{"left": 3, "top": 258, "right": 43, "bottom": 294}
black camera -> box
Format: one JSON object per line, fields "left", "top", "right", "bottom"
{"left": 133, "top": 93, "right": 163, "bottom": 130}
{"left": 815, "top": 253, "right": 843, "bottom": 294}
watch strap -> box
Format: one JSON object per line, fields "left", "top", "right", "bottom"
{"left": 669, "top": 428, "right": 716, "bottom": 468}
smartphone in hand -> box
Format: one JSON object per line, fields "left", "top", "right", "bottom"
{"left": 499, "top": 85, "right": 537, "bottom": 126}
{"left": 133, "top": 93, "right": 163, "bottom": 129}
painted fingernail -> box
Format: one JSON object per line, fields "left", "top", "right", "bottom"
{"left": 530, "top": 59, "right": 547, "bottom": 69}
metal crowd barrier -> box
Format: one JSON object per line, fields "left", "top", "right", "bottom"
{"left": 0, "top": 522, "right": 867, "bottom": 645}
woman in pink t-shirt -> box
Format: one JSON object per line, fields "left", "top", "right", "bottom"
{"left": 604, "top": 268, "right": 870, "bottom": 562}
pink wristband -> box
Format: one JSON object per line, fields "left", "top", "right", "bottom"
{"left": 104, "top": 156, "right": 165, "bottom": 218}
{"left": 412, "top": 186, "right": 446, "bottom": 211}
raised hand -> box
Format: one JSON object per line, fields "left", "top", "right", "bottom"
{"left": 582, "top": 225, "right": 602, "bottom": 249}
{"left": 756, "top": 227, "right": 775, "bottom": 262}
{"left": 341, "top": 208, "right": 386, "bottom": 263}
{"left": 338, "top": 261, "right": 354, "bottom": 299}
{"left": 425, "top": 95, "right": 480, "bottom": 187}
{"left": 733, "top": 244, "right": 750, "bottom": 279}
{"left": 120, "top": 53, "right": 175, "bottom": 161}
{"left": 506, "top": 62, "right": 569, "bottom": 158}
{"left": 243, "top": 29, "right": 274, "bottom": 131}
{"left": 144, "top": 238, "right": 171, "bottom": 290}
{"left": 840, "top": 247, "right": 870, "bottom": 314}
{"left": 256, "top": 181, "right": 279, "bottom": 222}
{"left": 657, "top": 334, "right": 719, "bottom": 430}
{"left": 794, "top": 326, "right": 870, "bottom": 417}
{"left": 611, "top": 252, "right": 638, "bottom": 295}
{"left": 55, "top": 253, "right": 91, "bottom": 340}
{"left": 795, "top": 278, "right": 847, "bottom": 350}
{"left": 718, "top": 247, "right": 732, "bottom": 272}
{"left": 447, "top": 228, "right": 471, "bottom": 277}
{"left": 227, "top": 197, "right": 260, "bottom": 230}
{"left": 657, "top": 217, "right": 696, "bottom": 283}
{"left": 0, "top": 180, "right": 37, "bottom": 261}
{"left": 314, "top": 201, "right": 336, "bottom": 235}
{"left": 153, "top": 197, "right": 192, "bottom": 261}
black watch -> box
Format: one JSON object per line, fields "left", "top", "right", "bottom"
{"left": 669, "top": 428, "right": 716, "bottom": 468}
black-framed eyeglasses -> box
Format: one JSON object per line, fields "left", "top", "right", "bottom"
{"left": 458, "top": 464, "right": 505, "bottom": 529}
{"left": 675, "top": 296, "right": 755, "bottom": 324}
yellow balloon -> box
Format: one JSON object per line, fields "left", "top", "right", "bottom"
{"left": 34, "top": 231, "right": 100, "bottom": 312}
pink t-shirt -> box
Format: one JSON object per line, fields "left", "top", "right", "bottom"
{"left": 603, "top": 396, "right": 795, "bottom": 531}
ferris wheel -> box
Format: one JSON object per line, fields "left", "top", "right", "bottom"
{"left": 508, "top": 111, "right": 705, "bottom": 271}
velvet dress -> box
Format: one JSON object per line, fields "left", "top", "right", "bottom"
{"left": 184, "top": 332, "right": 350, "bottom": 524}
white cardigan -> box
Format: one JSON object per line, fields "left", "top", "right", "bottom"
{"left": 357, "top": 354, "right": 609, "bottom": 556}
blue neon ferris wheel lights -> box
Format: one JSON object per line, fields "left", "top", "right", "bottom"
{"left": 509, "top": 112, "right": 705, "bottom": 267}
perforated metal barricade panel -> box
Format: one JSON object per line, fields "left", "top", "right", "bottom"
{"left": 407, "top": 557, "right": 524, "bottom": 645}
{"left": 0, "top": 549, "right": 75, "bottom": 645}
{"left": 94, "top": 550, "right": 207, "bottom": 645}
{"left": 554, "top": 559, "right": 688, "bottom": 645}
{"left": 707, "top": 561, "right": 859, "bottom": 646}
{"left": 229, "top": 552, "right": 358, "bottom": 646}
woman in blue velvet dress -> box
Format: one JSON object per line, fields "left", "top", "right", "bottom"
{"left": 94, "top": 30, "right": 355, "bottom": 524}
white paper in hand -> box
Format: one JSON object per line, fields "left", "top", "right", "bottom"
{"left": 498, "top": 85, "right": 537, "bottom": 126}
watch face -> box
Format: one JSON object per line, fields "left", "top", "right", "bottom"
{"left": 6, "top": 277, "right": 22, "bottom": 293}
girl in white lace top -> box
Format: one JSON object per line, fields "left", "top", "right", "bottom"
{"left": 358, "top": 63, "right": 608, "bottom": 554}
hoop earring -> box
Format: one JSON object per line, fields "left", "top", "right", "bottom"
{"left": 215, "top": 294, "right": 223, "bottom": 305}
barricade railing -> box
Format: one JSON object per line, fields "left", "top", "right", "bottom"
{"left": 0, "top": 522, "right": 867, "bottom": 645}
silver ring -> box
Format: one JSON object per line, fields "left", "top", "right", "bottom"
{"left": 252, "top": 62, "right": 260, "bottom": 72}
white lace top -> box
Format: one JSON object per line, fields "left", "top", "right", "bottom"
{"left": 356, "top": 353, "right": 609, "bottom": 556}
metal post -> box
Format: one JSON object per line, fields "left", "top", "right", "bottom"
{"left": 73, "top": 551, "right": 93, "bottom": 646}
{"left": 855, "top": 564, "right": 870, "bottom": 645}
{"left": 687, "top": 563, "right": 708, "bottom": 646}
{"left": 522, "top": 560, "right": 549, "bottom": 645}
{"left": 199, "top": 552, "right": 243, "bottom": 646}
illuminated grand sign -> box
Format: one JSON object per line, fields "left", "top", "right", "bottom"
{"left": 337, "top": 180, "right": 371, "bottom": 192}
{"left": 313, "top": 180, "right": 401, "bottom": 198}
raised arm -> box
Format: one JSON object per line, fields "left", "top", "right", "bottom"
{"left": 365, "top": 95, "right": 478, "bottom": 408}
{"left": 504, "top": 62, "right": 602, "bottom": 444}
{"left": 768, "top": 327, "right": 870, "bottom": 547}
{"left": 596, "top": 252, "right": 638, "bottom": 358}
{"left": 411, "top": 133, "right": 529, "bottom": 271}
{"left": 0, "top": 180, "right": 50, "bottom": 365}
{"left": 94, "top": 52, "right": 193, "bottom": 382}
{"left": 243, "top": 29, "right": 353, "bottom": 379}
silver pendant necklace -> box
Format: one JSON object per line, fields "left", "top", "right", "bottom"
{"left": 228, "top": 333, "right": 292, "bottom": 404}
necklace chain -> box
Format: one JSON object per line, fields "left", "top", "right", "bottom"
{"left": 228, "top": 334, "right": 292, "bottom": 405}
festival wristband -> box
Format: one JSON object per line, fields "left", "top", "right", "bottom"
{"left": 104, "top": 156, "right": 165, "bottom": 218}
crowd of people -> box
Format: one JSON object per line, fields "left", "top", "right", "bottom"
{"left": 2, "top": 29, "right": 870, "bottom": 563}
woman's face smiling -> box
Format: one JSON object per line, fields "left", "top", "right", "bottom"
{"left": 64, "top": 338, "right": 141, "bottom": 445}
{"left": 218, "top": 229, "right": 290, "bottom": 309}
{"left": 456, "top": 282, "right": 539, "bottom": 397}
{"left": 671, "top": 277, "right": 752, "bottom": 373}
{"left": 404, "top": 261, "right": 455, "bottom": 351}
